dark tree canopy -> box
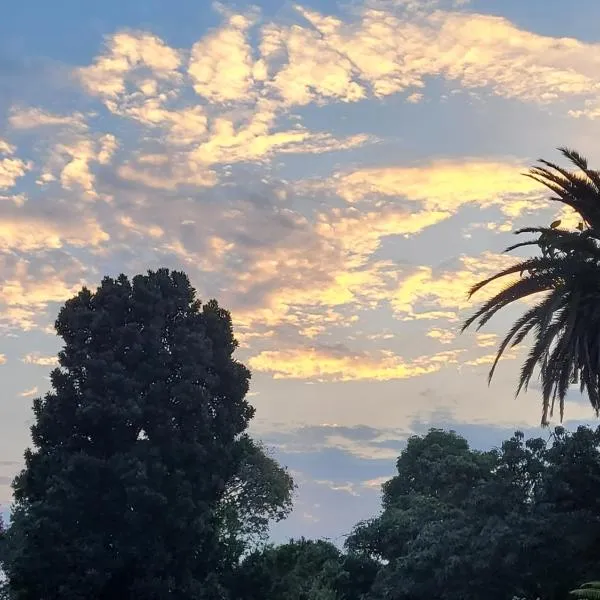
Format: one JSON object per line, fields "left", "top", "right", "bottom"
{"left": 347, "top": 427, "right": 600, "bottom": 600}
{"left": 3, "top": 269, "right": 293, "bottom": 600}
{"left": 232, "top": 538, "right": 378, "bottom": 600}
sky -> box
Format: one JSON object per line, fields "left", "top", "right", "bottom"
{"left": 1, "top": 0, "right": 600, "bottom": 544}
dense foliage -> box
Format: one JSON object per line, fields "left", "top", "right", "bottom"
{"left": 232, "top": 538, "right": 378, "bottom": 600}
{"left": 347, "top": 427, "right": 600, "bottom": 600}
{"left": 2, "top": 270, "right": 293, "bottom": 599}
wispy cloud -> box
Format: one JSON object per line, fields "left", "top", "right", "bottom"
{"left": 19, "top": 386, "right": 38, "bottom": 398}
{"left": 9, "top": 107, "right": 88, "bottom": 130}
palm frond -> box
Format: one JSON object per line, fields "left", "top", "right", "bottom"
{"left": 462, "top": 148, "right": 600, "bottom": 425}
{"left": 571, "top": 581, "right": 600, "bottom": 599}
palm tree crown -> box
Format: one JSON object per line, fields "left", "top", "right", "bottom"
{"left": 463, "top": 148, "right": 600, "bottom": 425}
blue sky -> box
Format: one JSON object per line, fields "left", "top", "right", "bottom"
{"left": 1, "top": 0, "right": 600, "bottom": 542}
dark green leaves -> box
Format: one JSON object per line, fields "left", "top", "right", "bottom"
{"left": 3, "top": 269, "right": 292, "bottom": 600}
{"left": 347, "top": 427, "right": 600, "bottom": 600}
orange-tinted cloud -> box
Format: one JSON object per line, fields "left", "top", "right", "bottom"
{"left": 77, "top": 31, "right": 181, "bottom": 99}
{"left": 249, "top": 345, "right": 463, "bottom": 381}
{"left": 0, "top": 214, "right": 109, "bottom": 252}
{"left": 19, "top": 386, "right": 38, "bottom": 398}
{"left": 0, "top": 257, "right": 89, "bottom": 331}
{"left": 331, "top": 159, "right": 542, "bottom": 216}
{"left": 392, "top": 252, "right": 520, "bottom": 321}
{"left": 22, "top": 353, "right": 59, "bottom": 367}
{"left": 0, "top": 141, "right": 31, "bottom": 191}
{"left": 189, "top": 13, "right": 259, "bottom": 103}
{"left": 292, "top": 5, "right": 600, "bottom": 110}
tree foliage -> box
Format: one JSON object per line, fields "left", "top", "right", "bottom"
{"left": 232, "top": 538, "right": 378, "bottom": 600}
{"left": 218, "top": 434, "right": 295, "bottom": 562}
{"left": 347, "top": 427, "right": 600, "bottom": 600}
{"left": 4, "top": 266, "right": 600, "bottom": 599}
{"left": 463, "top": 148, "right": 600, "bottom": 424}
{"left": 2, "top": 269, "right": 293, "bottom": 600}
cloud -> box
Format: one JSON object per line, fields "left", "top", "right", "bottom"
{"left": 72, "top": 17, "right": 374, "bottom": 184}
{"left": 313, "top": 479, "right": 360, "bottom": 496}
{"left": 475, "top": 333, "right": 497, "bottom": 348}
{"left": 77, "top": 31, "right": 181, "bottom": 100}
{"left": 315, "top": 205, "right": 451, "bottom": 257}
{"left": 0, "top": 140, "right": 14, "bottom": 155}
{"left": 19, "top": 386, "right": 38, "bottom": 398}
{"left": 53, "top": 134, "right": 118, "bottom": 198}
{"left": 0, "top": 255, "right": 89, "bottom": 331}
{"left": 263, "top": 423, "right": 409, "bottom": 461}
{"left": 189, "top": 13, "right": 259, "bottom": 103}
{"left": 117, "top": 155, "right": 217, "bottom": 190}
{"left": 248, "top": 344, "right": 463, "bottom": 381}
{"left": 223, "top": 195, "right": 455, "bottom": 337}
{"left": 22, "top": 353, "right": 58, "bottom": 367}
{"left": 462, "top": 351, "right": 517, "bottom": 367}
{"left": 427, "top": 327, "right": 456, "bottom": 344}
{"left": 0, "top": 141, "right": 31, "bottom": 190}
{"left": 261, "top": 18, "right": 366, "bottom": 106}
{"left": 0, "top": 211, "right": 109, "bottom": 252}
{"left": 289, "top": 4, "right": 600, "bottom": 112}
{"left": 8, "top": 107, "right": 88, "bottom": 130}
{"left": 75, "top": 1, "right": 600, "bottom": 124}
{"left": 361, "top": 475, "right": 393, "bottom": 489}
{"left": 391, "top": 252, "right": 520, "bottom": 321}
{"left": 121, "top": 155, "right": 541, "bottom": 342}
{"left": 331, "top": 159, "right": 542, "bottom": 216}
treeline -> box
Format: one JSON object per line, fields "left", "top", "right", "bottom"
{"left": 232, "top": 426, "right": 600, "bottom": 600}
{"left": 1, "top": 269, "right": 600, "bottom": 599}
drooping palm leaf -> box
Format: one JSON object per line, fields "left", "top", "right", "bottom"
{"left": 570, "top": 581, "right": 600, "bottom": 599}
{"left": 463, "top": 148, "right": 600, "bottom": 425}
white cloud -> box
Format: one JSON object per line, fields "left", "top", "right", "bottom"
{"left": 77, "top": 31, "right": 181, "bottom": 99}
{"left": 9, "top": 107, "right": 88, "bottom": 130}
{"left": 45, "top": 133, "right": 118, "bottom": 198}
{"left": 0, "top": 142, "right": 31, "bottom": 191}
{"left": 189, "top": 13, "right": 258, "bottom": 103}
{"left": 19, "top": 386, "right": 38, "bottom": 398}
{"left": 289, "top": 4, "right": 600, "bottom": 110}
{"left": 22, "top": 353, "right": 59, "bottom": 367}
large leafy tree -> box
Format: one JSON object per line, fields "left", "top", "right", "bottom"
{"left": 462, "top": 148, "right": 600, "bottom": 424}
{"left": 3, "top": 269, "right": 293, "bottom": 600}
{"left": 347, "top": 427, "right": 600, "bottom": 600}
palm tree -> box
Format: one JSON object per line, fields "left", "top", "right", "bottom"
{"left": 570, "top": 581, "right": 600, "bottom": 599}
{"left": 462, "top": 148, "right": 600, "bottom": 425}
